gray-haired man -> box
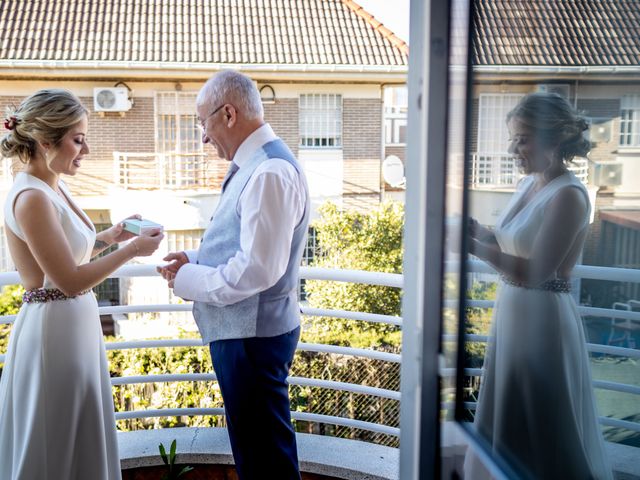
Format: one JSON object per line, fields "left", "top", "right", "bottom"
{"left": 158, "top": 70, "right": 309, "bottom": 480}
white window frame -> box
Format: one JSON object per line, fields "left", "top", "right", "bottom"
{"left": 384, "top": 86, "right": 408, "bottom": 146}
{"left": 299, "top": 94, "right": 343, "bottom": 149}
{"left": 154, "top": 92, "right": 206, "bottom": 188}
{"left": 619, "top": 94, "right": 640, "bottom": 147}
{"left": 474, "top": 93, "right": 523, "bottom": 188}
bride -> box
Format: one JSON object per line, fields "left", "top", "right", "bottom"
{"left": 465, "top": 92, "right": 612, "bottom": 479}
{"left": 0, "top": 89, "right": 164, "bottom": 479}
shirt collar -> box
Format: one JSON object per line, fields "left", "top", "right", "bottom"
{"left": 232, "top": 123, "right": 277, "bottom": 168}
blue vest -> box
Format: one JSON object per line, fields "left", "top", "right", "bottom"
{"left": 193, "top": 139, "right": 310, "bottom": 343}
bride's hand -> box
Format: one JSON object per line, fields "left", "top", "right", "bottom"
{"left": 104, "top": 214, "right": 142, "bottom": 244}
{"left": 468, "top": 217, "right": 494, "bottom": 241}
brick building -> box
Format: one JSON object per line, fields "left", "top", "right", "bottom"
{"left": 0, "top": 0, "right": 408, "bottom": 333}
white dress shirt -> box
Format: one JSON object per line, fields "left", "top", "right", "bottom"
{"left": 173, "top": 124, "right": 307, "bottom": 306}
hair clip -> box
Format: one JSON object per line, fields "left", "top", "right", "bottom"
{"left": 3, "top": 115, "right": 18, "bottom": 131}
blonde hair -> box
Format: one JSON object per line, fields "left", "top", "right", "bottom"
{"left": 1, "top": 89, "right": 88, "bottom": 164}
{"left": 507, "top": 92, "right": 590, "bottom": 163}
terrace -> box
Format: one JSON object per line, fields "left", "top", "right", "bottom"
{"left": 0, "top": 263, "right": 637, "bottom": 479}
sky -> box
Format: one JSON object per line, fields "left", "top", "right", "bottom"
{"left": 355, "top": 0, "right": 411, "bottom": 44}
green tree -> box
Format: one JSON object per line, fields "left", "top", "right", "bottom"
{"left": 302, "top": 201, "right": 404, "bottom": 349}
{"left": 291, "top": 201, "right": 404, "bottom": 446}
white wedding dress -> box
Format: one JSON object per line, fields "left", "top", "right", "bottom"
{"left": 0, "top": 173, "right": 121, "bottom": 479}
{"left": 465, "top": 172, "right": 612, "bottom": 479}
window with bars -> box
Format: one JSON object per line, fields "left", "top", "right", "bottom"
{"left": 299, "top": 94, "right": 343, "bottom": 148}
{"left": 474, "top": 94, "right": 524, "bottom": 187}
{"left": 299, "top": 227, "right": 319, "bottom": 301}
{"left": 93, "top": 224, "right": 120, "bottom": 304}
{"left": 384, "top": 86, "right": 408, "bottom": 145}
{"left": 155, "top": 92, "right": 206, "bottom": 187}
{"left": 0, "top": 226, "right": 13, "bottom": 272}
{"left": 619, "top": 95, "right": 640, "bottom": 147}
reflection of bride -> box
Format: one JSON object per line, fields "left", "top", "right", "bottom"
{"left": 464, "top": 93, "right": 612, "bottom": 479}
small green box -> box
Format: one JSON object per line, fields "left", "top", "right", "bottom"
{"left": 122, "top": 219, "right": 163, "bottom": 235}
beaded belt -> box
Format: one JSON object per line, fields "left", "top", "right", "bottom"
{"left": 500, "top": 276, "right": 571, "bottom": 293}
{"left": 22, "top": 288, "right": 91, "bottom": 303}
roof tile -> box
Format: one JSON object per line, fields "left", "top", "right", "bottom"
{"left": 474, "top": 0, "right": 640, "bottom": 66}
{"left": 0, "top": 0, "right": 408, "bottom": 66}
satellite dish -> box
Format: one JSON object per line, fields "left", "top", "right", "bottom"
{"left": 382, "top": 155, "right": 405, "bottom": 187}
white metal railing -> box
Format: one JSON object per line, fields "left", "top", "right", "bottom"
{"left": 0, "top": 264, "right": 638, "bottom": 439}
{"left": 114, "top": 151, "right": 215, "bottom": 190}
{"left": 471, "top": 153, "right": 590, "bottom": 189}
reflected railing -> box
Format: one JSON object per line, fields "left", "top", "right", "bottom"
{"left": 446, "top": 260, "right": 640, "bottom": 439}
{"left": 471, "top": 153, "right": 590, "bottom": 189}
{"left": 0, "top": 263, "right": 637, "bottom": 450}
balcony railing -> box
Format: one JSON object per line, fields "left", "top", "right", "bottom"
{"left": 471, "top": 153, "right": 590, "bottom": 189}
{"left": 0, "top": 263, "right": 637, "bottom": 477}
{"left": 114, "top": 151, "right": 219, "bottom": 190}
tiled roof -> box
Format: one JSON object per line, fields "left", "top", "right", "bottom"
{"left": 473, "top": 0, "right": 640, "bottom": 66}
{"left": 0, "top": 0, "right": 407, "bottom": 66}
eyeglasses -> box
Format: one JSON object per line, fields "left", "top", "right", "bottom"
{"left": 197, "top": 103, "right": 225, "bottom": 133}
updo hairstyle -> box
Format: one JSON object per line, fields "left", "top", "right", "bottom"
{"left": 1, "top": 89, "right": 88, "bottom": 164}
{"left": 506, "top": 92, "right": 590, "bottom": 164}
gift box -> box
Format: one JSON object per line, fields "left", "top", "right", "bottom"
{"left": 122, "top": 219, "right": 163, "bottom": 235}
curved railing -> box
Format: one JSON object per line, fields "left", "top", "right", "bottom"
{"left": 0, "top": 263, "right": 638, "bottom": 439}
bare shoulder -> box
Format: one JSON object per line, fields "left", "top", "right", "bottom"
{"left": 13, "top": 188, "right": 58, "bottom": 222}
{"left": 549, "top": 185, "right": 588, "bottom": 218}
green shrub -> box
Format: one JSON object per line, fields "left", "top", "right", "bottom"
{"left": 0, "top": 285, "right": 24, "bottom": 374}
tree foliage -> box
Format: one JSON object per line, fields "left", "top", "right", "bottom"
{"left": 303, "top": 201, "right": 404, "bottom": 349}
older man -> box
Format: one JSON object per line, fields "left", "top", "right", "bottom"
{"left": 158, "top": 70, "right": 309, "bottom": 480}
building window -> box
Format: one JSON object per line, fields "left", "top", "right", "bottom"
{"left": 619, "top": 94, "right": 640, "bottom": 147}
{"left": 299, "top": 227, "right": 319, "bottom": 301}
{"left": 0, "top": 226, "right": 13, "bottom": 272}
{"left": 166, "top": 229, "right": 205, "bottom": 254}
{"left": 93, "top": 224, "right": 119, "bottom": 304}
{"left": 155, "top": 92, "right": 206, "bottom": 187}
{"left": 474, "top": 94, "right": 523, "bottom": 187}
{"left": 384, "top": 86, "right": 408, "bottom": 145}
{"left": 299, "top": 94, "right": 342, "bottom": 148}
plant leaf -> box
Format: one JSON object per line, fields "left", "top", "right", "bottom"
{"left": 177, "top": 466, "right": 195, "bottom": 477}
{"left": 159, "top": 443, "right": 168, "bottom": 465}
{"left": 169, "top": 439, "right": 177, "bottom": 465}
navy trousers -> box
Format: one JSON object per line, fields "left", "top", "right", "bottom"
{"left": 209, "top": 326, "right": 301, "bottom": 480}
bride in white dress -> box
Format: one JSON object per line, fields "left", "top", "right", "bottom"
{"left": 465, "top": 93, "right": 612, "bottom": 479}
{"left": 0, "top": 89, "right": 164, "bottom": 479}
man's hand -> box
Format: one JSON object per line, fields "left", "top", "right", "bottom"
{"left": 157, "top": 251, "right": 189, "bottom": 288}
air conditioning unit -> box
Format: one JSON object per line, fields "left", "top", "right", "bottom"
{"left": 535, "top": 84, "right": 570, "bottom": 99}
{"left": 93, "top": 87, "right": 132, "bottom": 112}
{"left": 588, "top": 118, "right": 613, "bottom": 143}
{"left": 592, "top": 162, "right": 623, "bottom": 187}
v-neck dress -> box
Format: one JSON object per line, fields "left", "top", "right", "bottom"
{"left": 0, "top": 173, "right": 121, "bottom": 480}
{"left": 465, "top": 172, "right": 612, "bottom": 479}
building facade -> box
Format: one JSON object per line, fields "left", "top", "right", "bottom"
{"left": 0, "top": 0, "right": 408, "bottom": 335}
